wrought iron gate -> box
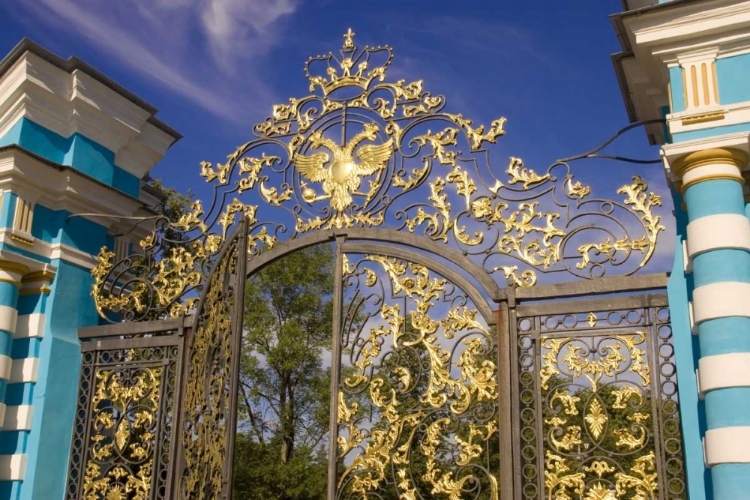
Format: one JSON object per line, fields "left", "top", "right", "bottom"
{"left": 175, "top": 220, "right": 247, "bottom": 499}
{"left": 68, "top": 319, "right": 186, "bottom": 499}
{"left": 72, "top": 29, "right": 688, "bottom": 500}
{"left": 508, "top": 274, "right": 685, "bottom": 500}
{"left": 69, "top": 220, "right": 247, "bottom": 499}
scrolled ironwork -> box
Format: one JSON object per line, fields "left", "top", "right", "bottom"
{"left": 67, "top": 336, "right": 181, "bottom": 500}
{"left": 178, "top": 218, "right": 247, "bottom": 500}
{"left": 337, "top": 253, "right": 499, "bottom": 500}
{"left": 516, "top": 303, "right": 685, "bottom": 500}
{"left": 91, "top": 29, "right": 666, "bottom": 322}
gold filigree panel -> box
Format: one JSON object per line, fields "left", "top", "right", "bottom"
{"left": 91, "top": 29, "right": 666, "bottom": 322}
{"left": 179, "top": 229, "right": 243, "bottom": 500}
{"left": 68, "top": 342, "right": 181, "bottom": 500}
{"left": 337, "top": 254, "right": 499, "bottom": 499}
{"left": 517, "top": 306, "right": 685, "bottom": 500}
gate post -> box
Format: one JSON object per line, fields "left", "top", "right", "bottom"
{"left": 0, "top": 41, "right": 180, "bottom": 499}
{"left": 664, "top": 145, "right": 750, "bottom": 500}
{"left": 613, "top": 2, "right": 750, "bottom": 498}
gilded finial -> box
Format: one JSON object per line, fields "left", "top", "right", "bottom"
{"left": 343, "top": 28, "right": 355, "bottom": 50}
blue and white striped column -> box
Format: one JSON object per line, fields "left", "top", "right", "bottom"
{"left": 0, "top": 261, "right": 29, "bottom": 484}
{"left": 676, "top": 148, "right": 750, "bottom": 500}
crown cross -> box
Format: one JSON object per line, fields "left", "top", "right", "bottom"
{"left": 305, "top": 28, "right": 393, "bottom": 96}
{"left": 343, "top": 28, "right": 355, "bottom": 50}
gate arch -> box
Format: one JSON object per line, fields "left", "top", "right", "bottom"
{"left": 73, "top": 28, "right": 685, "bottom": 500}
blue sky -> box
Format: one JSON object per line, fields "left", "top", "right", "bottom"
{"left": 0, "top": 0, "right": 675, "bottom": 273}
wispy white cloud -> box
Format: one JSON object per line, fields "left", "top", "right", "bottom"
{"left": 12, "top": 0, "right": 299, "bottom": 122}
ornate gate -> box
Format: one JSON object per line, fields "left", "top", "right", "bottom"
{"left": 72, "top": 29, "right": 686, "bottom": 499}
{"left": 69, "top": 221, "right": 247, "bottom": 499}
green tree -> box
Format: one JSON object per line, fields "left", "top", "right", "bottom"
{"left": 147, "top": 177, "right": 195, "bottom": 252}
{"left": 233, "top": 244, "right": 335, "bottom": 500}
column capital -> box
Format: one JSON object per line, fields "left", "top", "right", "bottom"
{"left": 662, "top": 133, "right": 750, "bottom": 191}
{"left": 672, "top": 147, "right": 748, "bottom": 179}
{"left": 0, "top": 260, "right": 30, "bottom": 286}
{"left": 20, "top": 266, "right": 56, "bottom": 296}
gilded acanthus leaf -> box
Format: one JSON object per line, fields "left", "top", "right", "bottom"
{"left": 584, "top": 399, "right": 608, "bottom": 440}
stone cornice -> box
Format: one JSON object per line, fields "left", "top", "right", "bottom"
{"left": 0, "top": 146, "right": 158, "bottom": 238}
{"left": 0, "top": 47, "right": 180, "bottom": 180}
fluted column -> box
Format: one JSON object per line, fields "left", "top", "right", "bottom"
{"left": 674, "top": 148, "right": 750, "bottom": 499}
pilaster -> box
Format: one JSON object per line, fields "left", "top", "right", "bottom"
{"left": 664, "top": 142, "right": 750, "bottom": 500}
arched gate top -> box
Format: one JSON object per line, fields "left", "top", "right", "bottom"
{"left": 92, "top": 29, "right": 665, "bottom": 322}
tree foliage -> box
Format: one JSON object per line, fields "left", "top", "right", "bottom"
{"left": 233, "top": 244, "right": 334, "bottom": 500}
{"left": 148, "top": 178, "right": 195, "bottom": 252}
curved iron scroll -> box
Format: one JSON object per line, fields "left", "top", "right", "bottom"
{"left": 90, "top": 29, "right": 666, "bottom": 322}
{"left": 176, "top": 217, "right": 248, "bottom": 500}
{"left": 338, "top": 253, "right": 499, "bottom": 500}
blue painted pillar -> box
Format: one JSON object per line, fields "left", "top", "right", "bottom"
{"left": 0, "top": 261, "right": 29, "bottom": 490}
{"left": 675, "top": 148, "right": 750, "bottom": 500}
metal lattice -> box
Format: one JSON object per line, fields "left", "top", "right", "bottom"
{"left": 91, "top": 29, "right": 665, "bottom": 323}
{"left": 176, "top": 218, "right": 247, "bottom": 500}
{"left": 513, "top": 289, "right": 686, "bottom": 499}
{"left": 67, "top": 322, "right": 184, "bottom": 500}
{"left": 72, "top": 28, "right": 688, "bottom": 500}
{"left": 337, "top": 253, "right": 499, "bottom": 499}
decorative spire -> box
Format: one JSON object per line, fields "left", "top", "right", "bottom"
{"left": 343, "top": 28, "right": 355, "bottom": 50}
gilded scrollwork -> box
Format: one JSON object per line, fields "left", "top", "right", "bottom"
{"left": 519, "top": 306, "right": 685, "bottom": 500}
{"left": 68, "top": 340, "right": 182, "bottom": 500}
{"left": 91, "top": 29, "right": 666, "bottom": 321}
{"left": 82, "top": 366, "right": 162, "bottom": 499}
{"left": 179, "top": 231, "right": 242, "bottom": 500}
{"left": 338, "top": 254, "right": 498, "bottom": 499}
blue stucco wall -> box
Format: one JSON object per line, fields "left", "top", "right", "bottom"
{"left": 20, "top": 260, "right": 96, "bottom": 500}
{"left": 0, "top": 118, "right": 139, "bottom": 198}
{"left": 670, "top": 66, "right": 686, "bottom": 113}
{"left": 716, "top": 54, "right": 750, "bottom": 106}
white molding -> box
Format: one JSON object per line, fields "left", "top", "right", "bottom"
{"left": 705, "top": 426, "right": 750, "bottom": 466}
{"left": 668, "top": 101, "right": 750, "bottom": 137}
{"left": 617, "top": 0, "right": 750, "bottom": 143}
{"left": 661, "top": 132, "right": 750, "bottom": 178}
{"left": 0, "top": 306, "right": 18, "bottom": 334}
{"left": 0, "top": 52, "right": 177, "bottom": 179}
{"left": 0, "top": 355, "right": 11, "bottom": 382}
{"left": 0, "top": 266, "right": 22, "bottom": 285}
{"left": 687, "top": 213, "right": 750, "bottom": 257}
{"left": 699, "top": 352, "right": 750, "bottom": 395}
{"left": 0, "top": 228, "right": 98, "bottom": 270}
{"left": 682, "top": 162, "right": 743, "bottom": 186}
{"left": 14, "top": 314, "right": 44, "bottom": 340}
{"left": 0, "top": 253, "right": 53, "bottom": 279}
{"left": 693, "top": 281, "right": 750, "bottom": 324}
{"left": 626, "top": 1, "right": 750, "bottom": 48}
{"left": 683, "top": 239, "right": 693, "bottom": 273}
{"left": 9, "top": 358, "right": 37, "bottom": 384}
{"left": 0, "top": 148, "right": 156, "bottom": 226}
{"left": 0, "top": 454, "right": 26, "bottom": 481}
{"left": 3, "top": 405, "right": 32, "bottom": 431}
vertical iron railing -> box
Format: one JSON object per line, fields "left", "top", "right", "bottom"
{"left": 67, "top": 318, "right": 189, "bottom": 500}
{"left": 508, "top": 274, "right": 686, "bottom": 500}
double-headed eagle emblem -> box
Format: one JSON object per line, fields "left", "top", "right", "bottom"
{"left": 294, "top": 123, "right": 393, "bottom": 211}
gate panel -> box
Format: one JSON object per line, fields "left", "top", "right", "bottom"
{"left": 514, "top": 292, "right": 686, "bottom": 500}
{"left": 67, "top": 320, "right": 186, "bottom": 500}
{"left": 176, "top": 219, "right": 248, "bottom": 500}
{"left": 336, "top": 252, "right": 500, "bottom": 500}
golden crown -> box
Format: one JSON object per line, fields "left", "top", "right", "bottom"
{"left": 304, "top": 28, "right": 394, "bottom": 96}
